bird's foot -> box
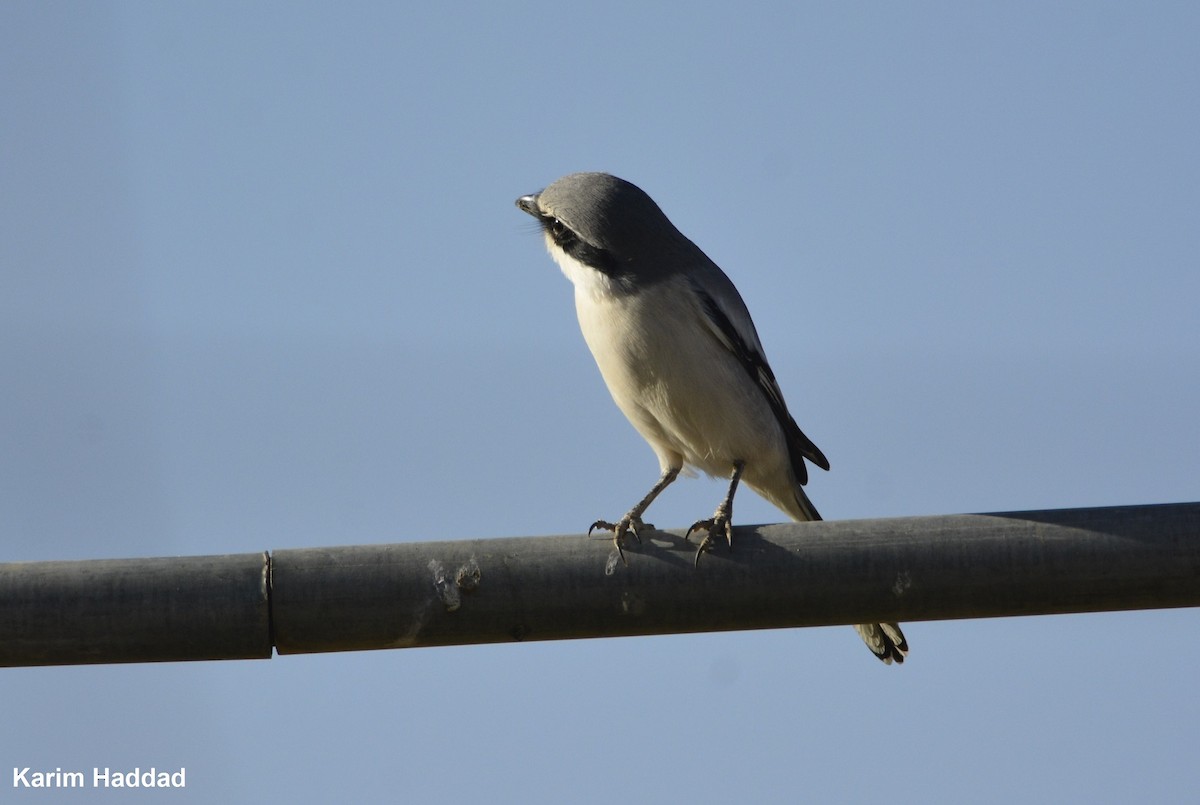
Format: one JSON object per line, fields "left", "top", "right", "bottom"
{"left": 685, "top": 506, "right": 733, "bottom": 568}
{"left": 588, "top": 515, "right": 653, "bottom": 565}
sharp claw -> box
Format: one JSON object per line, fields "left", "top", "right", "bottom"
{"left": 694, "top": 532, "right": 715, "bottom": 568}
{"left": 588, "top": 518, "right": 639, "bottom": 562}
{"left": 689, "top": 510, "right": 733, "bottom": 566}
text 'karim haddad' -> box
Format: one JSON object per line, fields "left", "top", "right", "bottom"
{"left": 12, "top": 767, "right": 186, "bottom": 788}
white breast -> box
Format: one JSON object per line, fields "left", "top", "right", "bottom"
{"left": 546, "top": 236, "right": 791, "bottom": 486}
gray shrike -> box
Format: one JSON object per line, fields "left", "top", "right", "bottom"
{"left": 516, "top": 172, "right": 907, "bottom": 664}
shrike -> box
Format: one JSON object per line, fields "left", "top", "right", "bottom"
{"left": 516, "top": 172, "right": 907, "bottom": 664}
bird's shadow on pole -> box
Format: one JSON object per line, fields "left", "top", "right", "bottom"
{"left": 595, "top": 523, "right": 805, "bottom": 578}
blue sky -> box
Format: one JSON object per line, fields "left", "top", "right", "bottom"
{"left": 3, "top": 2, "right": 1199, "bottom": 802}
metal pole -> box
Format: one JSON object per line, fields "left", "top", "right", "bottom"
{"left": 0, "top": 553, "right": 271, "bottom": 666}
{"left": 2, "top": 503, "right": 1198, "bottom": 666}
{"left": 271, "top": 502, "right": 1200, "bottom": 654}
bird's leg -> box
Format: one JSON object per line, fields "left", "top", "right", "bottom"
{"left": 686, "top": 460, "right": 745, "bottom": 567}
{"left": 589, "top": 466, "right": 680, "bottom": 563}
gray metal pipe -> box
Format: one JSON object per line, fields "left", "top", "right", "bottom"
{"left": 0, "top": 553, "right": 271, "bottom": 666}
{"left": 271, "top": 502, "right": 1200, "bottom": 654}
{"left": 2, "top": 503, "right": 1198, "bottom": 666}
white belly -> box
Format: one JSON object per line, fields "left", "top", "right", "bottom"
{"left": 572, "top": 274, "right": 790, "bottom": 486}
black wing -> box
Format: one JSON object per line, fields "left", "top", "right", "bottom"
{"left": 689, "top": 276, "right": 830, "bottom": 485}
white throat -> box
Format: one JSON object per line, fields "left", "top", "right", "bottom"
{"left": 545, "top": 235, "right": 623, "bottom": 301}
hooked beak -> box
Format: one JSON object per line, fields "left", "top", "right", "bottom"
{"left": 515, "top": 193, "right": 540, "bottom": 217}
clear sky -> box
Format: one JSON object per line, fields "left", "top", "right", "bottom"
{"left": 3, "top": 2, "right": 1199, "bottom": 802}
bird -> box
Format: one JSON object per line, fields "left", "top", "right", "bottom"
{"left": 515, "top": 172, "right": 907, "bottom": 664}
